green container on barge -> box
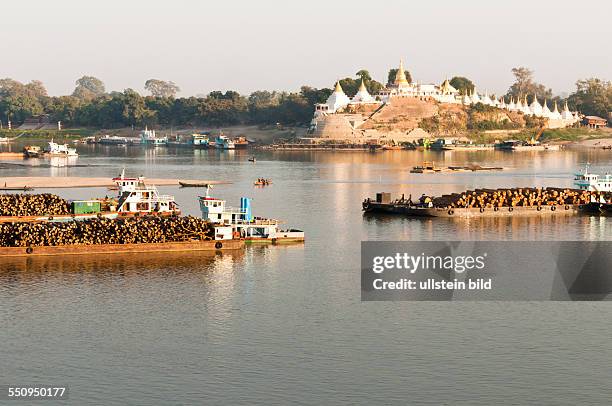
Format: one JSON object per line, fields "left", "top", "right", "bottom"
{"left": 71, "top": 200, "right": 102, "bottom": 214}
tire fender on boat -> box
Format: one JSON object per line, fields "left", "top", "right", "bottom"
{"left": 551, "top": 205, "right": 556, "bottom": 211}
{"left": 26, "top": 246, "right": 33, "bottom": 254}
{"left": 508, "top": 207, "right": 514, "bottom": 212}
{"left": 537, "top": 206, "right": 542, "bottom": 211}
{"left": 215, "top": 242, "right": 223, "bottom": 249}
{"left": 447, "top": 209, "right": 454, "bottom": 215}
{"left": 479, "top": 207, "right": 485, "bottom": 213}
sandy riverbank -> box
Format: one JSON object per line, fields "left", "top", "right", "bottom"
{"left": 572, "top": 137, "right": 612, "bottom": 148}
{"left": 1, "top": 177, "right": 229, "bottom": 189}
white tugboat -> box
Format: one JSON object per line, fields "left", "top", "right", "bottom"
{"left": 198, "top": 186, "right": 304, "bottom": 243}
{"left": 113, "top": 170, "right": 179, "bottom": 214}
{"left": 44, "top": 140, "right": 78, "bottom": 156}
{"left": 574, "top": 165, "right": 612, "bottom": 193}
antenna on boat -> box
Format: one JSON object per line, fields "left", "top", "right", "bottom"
{"left": 120, "top": 167, "right": 125, "bottom": 179}
{"left": 205, "top": 184, "right": 213, "bottom": 197}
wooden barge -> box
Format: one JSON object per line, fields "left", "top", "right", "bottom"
{"left": 362, "top": 200, "right": 579, "bottom": 218}
{"left": 0, "top": 239, "right": 244, "bottom": 257}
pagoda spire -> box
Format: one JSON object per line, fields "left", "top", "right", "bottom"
{"left": 334, "top": 81, "right": 344, "bottom": 93}
{"left": 394, "top": 59, "right": 409, "bottom": 87}
{"left": 358, "top": 78, "right": 367, "bottom": 92}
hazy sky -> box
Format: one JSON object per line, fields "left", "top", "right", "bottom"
{"left": 1, "top": 0, "right": 610, "bottom": 97}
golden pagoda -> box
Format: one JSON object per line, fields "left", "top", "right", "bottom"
{"left": 393, "top": 60, "right": 410, "bottom": 88}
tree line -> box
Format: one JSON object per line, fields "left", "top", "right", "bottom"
{"left": 0, "top": 68, "right": 610, "bottom": 129}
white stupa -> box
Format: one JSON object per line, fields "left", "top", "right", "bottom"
{"left": 508, "top": 97, "right": 516, "bottom": 111}
{"left": 561, "top": 101, "right": 574, "bottom": 120}
{"left": 471, "top": 89, "right": 481, "bottom": 104}
{"left": 499, "top": 97, "right": 506, "bottom": 109}
{"left": 550, "top": 101, "right": 562, "bottom": 120}
{"left": 325, "top": 81, "right": 351, "bottom": 113}
{"left": 351, "top": 79, "right": 375, "bottom": 104}
{"left": 530, "top": 95, "right": 543, "bottom": 116}
{"left": 522, "top": 96, "right": 532, "bottom": 115}
{"left": 541, "top": 99, "right": 551, "bottom": 118}
{"left": 462, "top": 91, "right": 472, "bottom": 105}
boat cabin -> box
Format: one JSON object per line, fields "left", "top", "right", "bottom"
{"left": 574, "top": 166, "right": 612, "bottom": 192}
{"left": 112, "top": 172, "right": 177, "bottom": 213}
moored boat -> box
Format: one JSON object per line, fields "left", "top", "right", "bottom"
{"left": 44, "top": 141, "right": 78, "bottom": 156}
{"left": 199, "top": 187, "right": 304, "bottom": 243}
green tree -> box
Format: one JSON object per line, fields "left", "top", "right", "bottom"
{"left": 506, "top": 67, "right": 552, "bottom": 100}
{"left": 73, "top": 76, "right": 106, "bottom": 100}
{"left": 567, "top": 78, "right": 612, "bottom": 118}
{"left": 449, "top": 76, "right": 474, "bottom": 95}
{"left": 144, "top": 79, "right": 180, "bottom": 98}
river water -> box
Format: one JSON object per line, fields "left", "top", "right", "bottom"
{"left": 1, "top": 145, "right": 611, "bottom": 405}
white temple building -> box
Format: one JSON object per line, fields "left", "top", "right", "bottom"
{"left": 313, "top": 57, "right": 580, "bottom": 129}
{"left": 315, "top": 81, "right": 352, "bottom": 114}
{"left": 350, "top": 79, "right": 378, "bottom": 105}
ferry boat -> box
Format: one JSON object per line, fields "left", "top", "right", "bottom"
{"left": 140, "top": 128, "right": 167, "bottom": 146}
{"left": 198, "top": 187, "right": 304, "bottom": 243}
{"left": 214, "top": 134, "right": 235, "bottom": 150}
{"left": 44, "top": 141, "right": 78, "bottom": 157}
{"left": 191, "top": 133, "right": 210, "bottom": 148}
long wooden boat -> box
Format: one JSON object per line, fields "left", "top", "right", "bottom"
{"left": 0, "top": 239, "right": 244, "bottom": 257}
{"left": 179, "top": 181, "right": 211, "bottom": 188}
{"left": 0, "top": 186, "right": 34, "bottom": 191}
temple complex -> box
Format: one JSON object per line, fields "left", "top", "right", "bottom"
{"left": 311, "top": 58, "right": 581, "bottom": 140}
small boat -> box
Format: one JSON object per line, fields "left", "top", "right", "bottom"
{"left": 0, "top": 137, "right": 9, "bottom": 143}
{"left": 0, "top": 185, "right": 34, "bottom": 191}
{"left": 179, "top": 181, "right": 212, "bottom": 188}
{"left": 254, "top": 178, "right": 272, "bottom": 186}
{"left": 23, "top": 145, "right": 42, "bottom": 158}
{"left": 44, "top": 141, "right": 78, "bottom": 156}
{"left": 248, "top": 157, "right": 256, "bottom": 162}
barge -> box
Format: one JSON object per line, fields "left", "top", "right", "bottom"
{"left": 363, "top": 198, "right": 579, "bottom": 218}
{"left": 0, "top": 239, "right": 244, "bottom": 257}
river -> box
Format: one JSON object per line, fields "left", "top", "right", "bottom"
{"left": 1, "top": 145, "right": 611, "bottom": 405}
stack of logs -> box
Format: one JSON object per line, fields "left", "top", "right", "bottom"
{"left": 433, "top": 188, "right": 599, "bottom": 209}
{"left": 0, "top": 194, "right": 70, "bottom": 216}
{"left": 0, "top": 216, "right": 215, "bottom": 247}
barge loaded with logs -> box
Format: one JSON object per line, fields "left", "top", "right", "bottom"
{"left": 0, "top": 170, "right": 179, "bottom": 223}
{"left": 0, "top": 173, "right": 304, "bottom": 256}
{"left": 363, "top": 166, "right": 612, "bottom": 218}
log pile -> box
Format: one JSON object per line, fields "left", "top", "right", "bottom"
{"left": 432, "top": 188, "right": 597, "bottom": 209}
{"left": 0, "top": 194, "right": 70, "bottom": 216}
{"left": 0, "top": 216, "right": 215, "bottom": 247}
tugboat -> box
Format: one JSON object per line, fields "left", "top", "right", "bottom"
{"left": 198, "top": 186, "right": 304, "bottom": 243}
{"left": 574, "top": 165, "right": 612, "bottom": 215}
{"left": 113, "top": 170, "right": 179, "bottom": 214}
{"left": 44, "top": 140, "right": 78, "bottom": 156}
